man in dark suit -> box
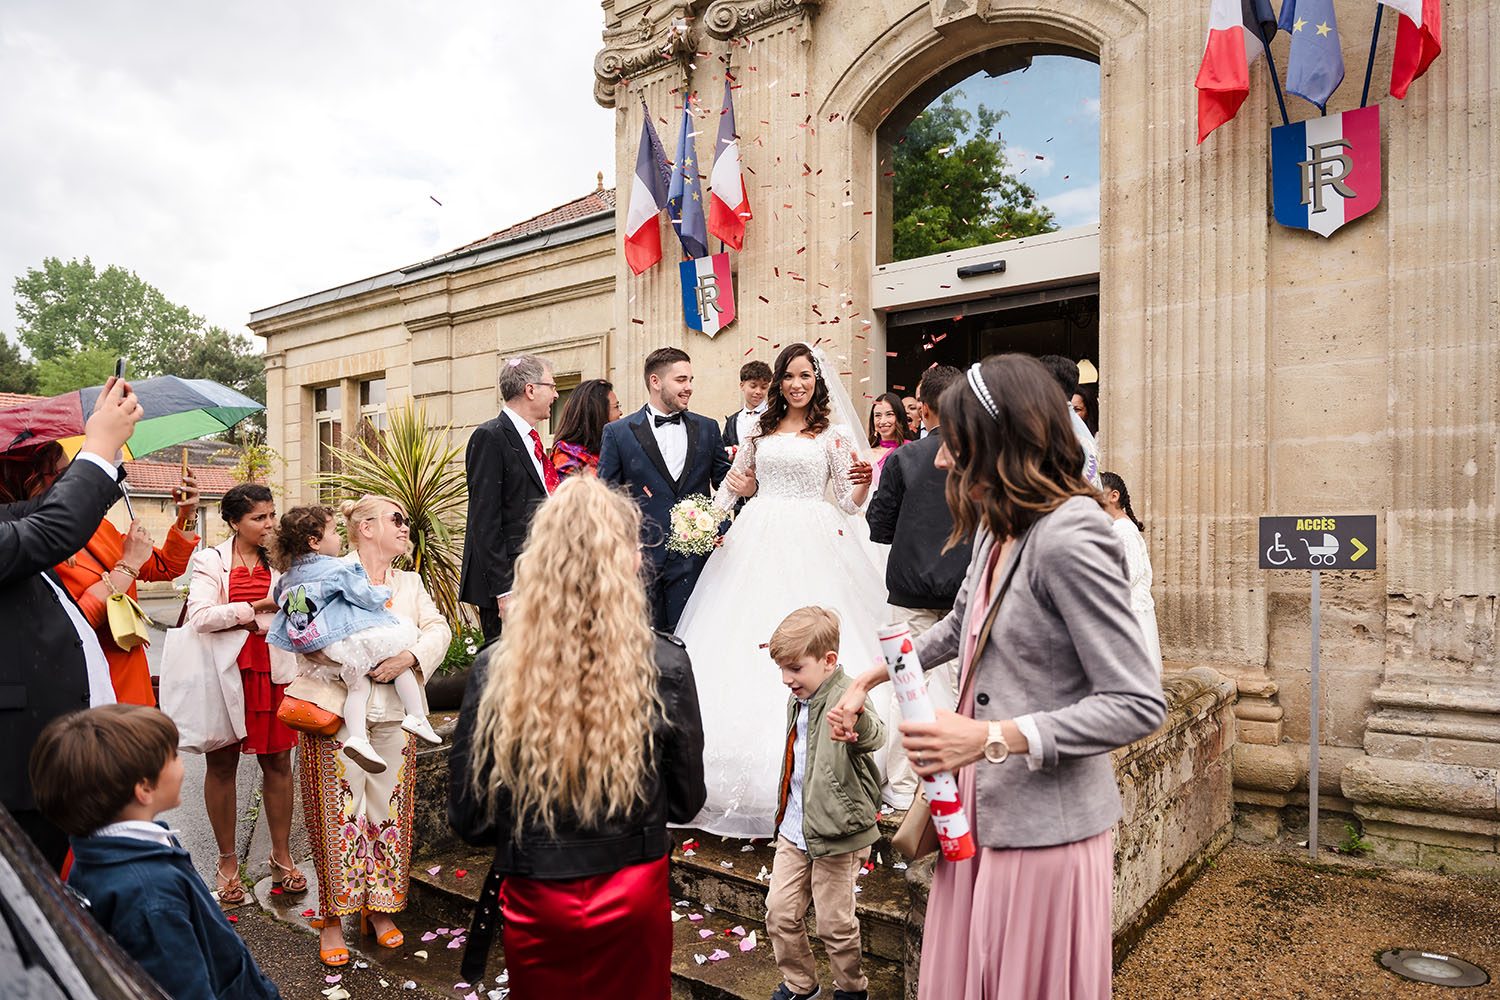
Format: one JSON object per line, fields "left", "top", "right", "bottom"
{"left": 459, "top": 354, "right": 559, "bottom": 642}
{"left": 720, "top": 359, "right": 771, "bottom": 449}
{"left": 599, "top": 347, "right": 734, "bottom": 632}
{"left": 866, "top": 364, "right": 970, "bottom": 809}
{"left": 3, "top": 377, "right": 140, "bottom": 867}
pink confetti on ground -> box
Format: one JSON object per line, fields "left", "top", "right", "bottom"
{"left": 689, "top": 913, "right": 704, "bottom": 922}
{"left": 326, "top": 975, "right": 342, "bottom": 984}
{"left": 422, "top": 932, "right": 438, "bottom": 942}
{"left": 427, "top": 866, "right": 442, "bottom": 875}
{"left": 708, "top": 949, "right": 731, "bottom": 962}
{"left": 700, "top": 929, "right": 714, "bottom": 939}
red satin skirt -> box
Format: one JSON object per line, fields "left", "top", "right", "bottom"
{"left": 499, "top": 856, "right": 671, "bottom": 999}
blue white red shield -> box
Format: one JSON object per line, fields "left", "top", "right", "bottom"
{"left": 1271, "top": 104, "right": 1381, "bottom": 238}
{"left": 680, "top": 253, "right": 737, "bottom": 336}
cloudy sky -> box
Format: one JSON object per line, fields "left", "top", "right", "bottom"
{"left": 0, "top": 1, "right": 615, "bottom": 341}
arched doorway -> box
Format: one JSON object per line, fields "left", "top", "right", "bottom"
{"left": 875, "top": 47, "right": 1102, "bottom": 420}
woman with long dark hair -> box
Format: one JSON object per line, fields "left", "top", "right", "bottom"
{"left": 671, "top": 342, "right": 893, "bottom": 837}
{"left": 1101, "top": 471, "right": 1162, "bottom": 673}
{"left": 830, "top": 354, "right": 1165, "bottom": 1000}
{"left": 549, "top": 379, "right": 622, "bottom": 479}
{"left": 448, "top": 476, "right": 705, "bottom": 998}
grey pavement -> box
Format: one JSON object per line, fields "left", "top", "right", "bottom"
{"left": 142, "top": 595, "right": 313, "bottom": 890}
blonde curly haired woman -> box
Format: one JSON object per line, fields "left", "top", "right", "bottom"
{"left": 448, "top": 475, "right": 706, "bottom": 999}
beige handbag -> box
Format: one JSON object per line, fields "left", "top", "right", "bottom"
{"left": 890, "top": 534, "right": 1028, "bottom": 861}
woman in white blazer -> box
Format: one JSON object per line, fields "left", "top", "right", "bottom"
{"left": 183, "top": 483, "right": 302, "bottom": 907}
{"left": 295, "top": 493, "right": 451, "bottom": 967}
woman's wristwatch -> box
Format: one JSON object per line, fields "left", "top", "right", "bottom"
{"left": 982, "top": 720, "right": 1010, "bottom": 763}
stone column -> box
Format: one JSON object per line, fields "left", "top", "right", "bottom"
{"left": 1339, "top": 0, "right": 1500, "bottom": 871}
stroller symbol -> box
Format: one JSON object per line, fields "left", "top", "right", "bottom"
{"left": 1301, "top": 534, "right": 1340, "bottom": 566}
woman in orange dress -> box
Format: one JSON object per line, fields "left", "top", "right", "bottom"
{"left": 0, "top": 442, "right": 200, "bottom": 706}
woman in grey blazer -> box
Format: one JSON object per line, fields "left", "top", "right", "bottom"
{"left": 831, "top": 354, "right": 1166, "bottom": 1000}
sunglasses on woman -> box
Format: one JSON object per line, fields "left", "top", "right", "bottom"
{"left": 365, "top": 511, "right": 407, "bottom": 528}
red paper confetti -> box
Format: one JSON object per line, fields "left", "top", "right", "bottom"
{"left": 226, "top": 914, "right": 239, "bottom": 923}
{"left": 454, "top": 868, "right": 468, "bottom": 878}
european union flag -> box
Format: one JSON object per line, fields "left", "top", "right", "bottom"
{"left": 667, "top": 104, "right": 710, "bottom": 260}
{"left": 1278, "top": 0, "right": 1345, "bottom": 111}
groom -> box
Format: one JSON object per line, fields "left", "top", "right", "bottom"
{"left": 600, "top": 346, "right": 733, "bottom": 632}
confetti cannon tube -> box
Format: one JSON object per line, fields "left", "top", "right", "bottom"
{"left": 877, "top": 624, "right": 976, "bottom": 862}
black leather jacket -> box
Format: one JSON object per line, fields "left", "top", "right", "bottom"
{"left": 447, "top": 632, "right": 706, "bottom": 879}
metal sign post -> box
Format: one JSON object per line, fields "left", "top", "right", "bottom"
{"left": 1259, "top": 514, "right": 1378, "bottom": 858}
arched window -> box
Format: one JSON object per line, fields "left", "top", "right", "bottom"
{"left": 880, "top": 50, "right": 1100, "bottom": 264}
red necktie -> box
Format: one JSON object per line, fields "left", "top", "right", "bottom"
{"left": 530, "top": 428, "right": 559, "bottom": 494}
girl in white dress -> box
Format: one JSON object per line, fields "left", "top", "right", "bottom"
{"left": 674, "top": 343, "right": 891, "bottom": 837}
{"left": 1101, "top": 471, "right": 1163, "bottom": 673}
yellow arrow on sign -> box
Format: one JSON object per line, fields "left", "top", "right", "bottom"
{"left": 1350, "top": 537, "right": 1368, "bottom": 562}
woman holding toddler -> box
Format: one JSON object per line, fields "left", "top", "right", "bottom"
{"left": 277, "top": 494, "right": 451, "bottom": 967}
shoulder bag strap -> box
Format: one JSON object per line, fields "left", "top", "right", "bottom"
{"left": 954, "top": 530, "right": 1031, "bottom": 708}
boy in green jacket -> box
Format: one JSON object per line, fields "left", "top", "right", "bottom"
{"left": 765, "top": 607, "right": 885, "bottom": 1000}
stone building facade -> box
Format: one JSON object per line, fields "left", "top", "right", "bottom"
{"left": 253, "top": 0, "right": 1498, "bottom": 869}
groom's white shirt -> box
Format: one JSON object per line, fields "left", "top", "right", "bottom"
{"left": 646, "top": 404, "right": 688, "bottom": 481}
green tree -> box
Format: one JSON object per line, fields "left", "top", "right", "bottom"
{"left": 14, "top": 257, "right": 200, "bottom": 369}
{"left": 36, "top": 347, "right": 117, "bottom": 396}
{"left": 0, "top": 335, "right": 39, "bottom": 394}
{"left": 891, "top": 92, "right": 1056, "bottom": 261}
{"left": 11, "top": 258, "right": 265, "bottom": 412}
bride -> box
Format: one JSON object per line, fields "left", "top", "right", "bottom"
{"left": 675, "top": 342, "right": 892, "bottom": 838}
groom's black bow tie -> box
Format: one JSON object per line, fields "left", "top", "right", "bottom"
{"left": 654, "top": 412, "right": 683, "bottom": 427}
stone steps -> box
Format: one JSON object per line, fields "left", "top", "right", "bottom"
{"left": 669, "top": 831, "right": 912, "bottom": 963}
{"left": 408, "top": 828, "right": 914, "bottom": 999}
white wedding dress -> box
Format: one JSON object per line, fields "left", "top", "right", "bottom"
{"left": 674, "top": 424, "right": 891, "bottom": 838}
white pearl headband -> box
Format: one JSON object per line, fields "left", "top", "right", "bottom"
{"left": 966, "top": 363, "right": 999, "bottom": 420}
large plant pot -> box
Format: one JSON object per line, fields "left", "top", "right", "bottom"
{"left": 425, "top": 665, "right": 472, "bottom": 711}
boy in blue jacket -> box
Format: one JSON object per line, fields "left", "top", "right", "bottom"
{"left": 29, "top": 704, "right": 282, "bottom": 1000}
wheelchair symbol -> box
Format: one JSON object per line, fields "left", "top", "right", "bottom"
{"left": 1301, "top": 533, "right": 1340, "bottom": 566}
{"left": 1265, "top": 532, "right": 1296, "bottom": 566}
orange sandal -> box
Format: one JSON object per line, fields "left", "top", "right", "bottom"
{"left": 361, "top": 909, "right": 404, "bottom": 949}
{"left": 309, "top": 916, "right": 350, "bottom": 967}
{"left": 214, "top": 852, "right": 246, "bottom": 906}
{"left": 268, "top": 855, "right": 308, "bottom": 894}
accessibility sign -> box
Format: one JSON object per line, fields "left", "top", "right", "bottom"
{"left": 1258, "top": 514, "right": 1377, "bottom": 571}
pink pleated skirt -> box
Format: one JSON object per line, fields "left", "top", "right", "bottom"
{"left": 918, "top": 762, "right": 1114, "bottom": 1000}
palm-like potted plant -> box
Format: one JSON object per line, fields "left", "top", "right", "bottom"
{"left": 315, "top": 403, "right": 480, "bottom": 707}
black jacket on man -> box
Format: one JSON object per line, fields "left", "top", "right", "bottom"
{"left": 459, "top": 413, "right": 550, "bottom": 637}
{"left": 1, "top": 460, "right": 122, "bottom": 829}
{"left": 721, "top": 411, "right": 741, "bottom": 448}
{"left": 866, "top": 434, "right": 972, "bottom": 609}
{"left": 447, "top": 633, "right": 706, "bottom": 878}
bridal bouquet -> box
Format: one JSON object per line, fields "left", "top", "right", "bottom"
{"left": 667, "top": 495, "right": 732, "bottom": 557}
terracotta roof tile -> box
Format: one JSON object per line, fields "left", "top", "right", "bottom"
{"left": 124, "top": 459, "right": 240, "bottom": 498}
{"left": 0, "top": 391, "right": 44, "bottom": 410}
{"left": 450, "top": 187, "right": 617, "bottom": 256}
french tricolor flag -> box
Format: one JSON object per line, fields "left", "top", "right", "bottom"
{"left": 1195, "top": 0, "right": 1278, "bottom": 144}
{"left": 707, "top": 77, "right": 752, "bottom": 251}
{"left": 1380, "top": 0, "right": 1442, "bottom": 100}
{"left": 624, "top": 111, "right": 671, "bottom": 275}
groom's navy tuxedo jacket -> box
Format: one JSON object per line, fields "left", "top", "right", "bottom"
{"left": 599, "top": 406, "right": 731, "bottom": 571}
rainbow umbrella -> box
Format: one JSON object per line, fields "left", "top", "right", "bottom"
{"left": 0, "top": 376, "right": 263, "bottom": 460}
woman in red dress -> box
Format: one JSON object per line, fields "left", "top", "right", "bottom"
{"left": 185, "top": 483, "right": 307, "bottom": 906}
